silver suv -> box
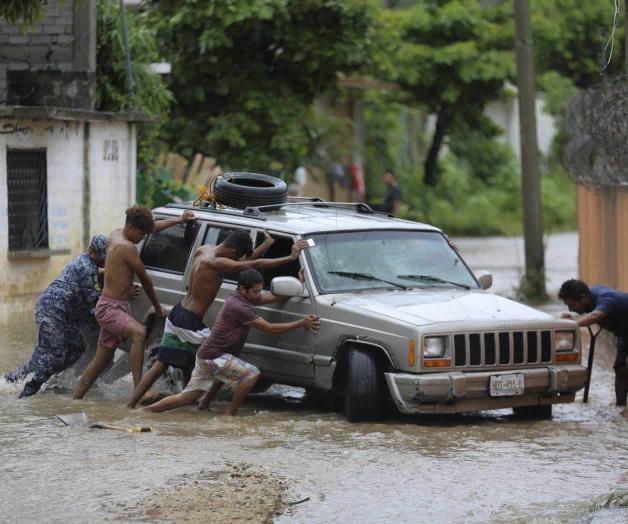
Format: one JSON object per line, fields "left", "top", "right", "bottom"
{"left": 133, "top": 200, "right": 587, "bottom": 422}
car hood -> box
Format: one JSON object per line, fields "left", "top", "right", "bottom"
{"left": 326, "top": 289, "right": 553, "bottom": 326}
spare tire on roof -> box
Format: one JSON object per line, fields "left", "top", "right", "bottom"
{"left": 213, "top": 172, "right": 288, "bottom": 210}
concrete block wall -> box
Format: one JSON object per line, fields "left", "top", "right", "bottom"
{"left": 0, "top": 0, "right": 96, "bottom": 105}
{"left": 0, "top": 117, "right": 136, "bottom": 323}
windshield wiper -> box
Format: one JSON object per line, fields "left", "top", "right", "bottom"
{"left": 396, "top": 274, "right": 470, "bottom": 289}
{"left": 328, "top": 271, "right": 408, "bottom": 290}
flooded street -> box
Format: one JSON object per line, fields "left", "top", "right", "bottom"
{"left": 1, "top": 232, "right": 627, "bottom": 523}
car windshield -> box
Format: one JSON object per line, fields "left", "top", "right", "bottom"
{"left": 305, "top": 230, "right": 478, "bottom": 293}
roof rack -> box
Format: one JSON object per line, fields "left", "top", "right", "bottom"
{"left": 242, "top": 201, "right": 392, "bottom": 218}
{"left": 164, "top": 202, "right": 267, "bottom": 221}
{"left": 286, "top": 196, "right": 326, "bottom": 203}
{"left": 163, "top": 200, "right": 393, "bottom": 220}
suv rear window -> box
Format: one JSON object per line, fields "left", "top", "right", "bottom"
{"left": 141, "top": 221, "right": 200, "bottom": 274}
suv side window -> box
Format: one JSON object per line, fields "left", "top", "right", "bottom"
{"left": 202, "top": 225, "right": 239, "bottom": 247}
{"left": 203, "top": 224, "right": 250, "bottom": 282}
{"left": 141, "top": 221, "right": 200, "bottom": 274}
{"left": 254, "top": 232, "right": 301, "bottom": 289}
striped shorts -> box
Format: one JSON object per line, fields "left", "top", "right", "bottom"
{"left": 157, "top": 302, "right": 211, "bottom": 372}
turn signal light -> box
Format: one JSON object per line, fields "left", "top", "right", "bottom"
{"left": 555, "top": 353, "right": 579, "bottom": 362}
{"left": 424, "top": 358, "right": 452, "bottom": 368}
{"left": 409, "top": 339, "right": 416, "bottom": 367}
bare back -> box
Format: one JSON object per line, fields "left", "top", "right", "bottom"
{"left": 181, "top": 238, "right": 302, "bottom": 318}
{"left": 101, "top": 229, "right": 139, "bottom": 301}
{"left": 181, "top": 245, "right": 225, "bottom": 317}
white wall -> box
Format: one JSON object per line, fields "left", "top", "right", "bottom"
{"left": 485, "top": 92, "right": 557, "bottom": 158}
{"left": 0, "top": 117, "right": 136, "bottom": 323}
{"left": 89, "top": 121, "right": 136, "bottom": 239}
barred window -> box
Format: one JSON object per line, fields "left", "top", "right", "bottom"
{"left": 7, "top": 149, "right": 49, "bottom": 251}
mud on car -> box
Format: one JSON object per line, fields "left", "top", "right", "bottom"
{"left": 132, "top": 192, "right": 587, "bottom": 422}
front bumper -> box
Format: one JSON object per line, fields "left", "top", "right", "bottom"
{"left": 384, "top": 365, "right": 587, "bottom": 414}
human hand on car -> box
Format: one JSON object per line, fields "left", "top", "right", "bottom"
{"left": 155, "top": 304, "right": 166, "bottom": 318}
{"left": 263, "top": 230, "right": 275, "bottom": 244}
{"left": 130, "top": 283, "right": 142, "bottom": 298}
{"left": 181, "top": 210, "right": 197, "bottom": 223}
{"left": 291, "top": 239, "right": 308, "bottom": 260}
{"left": 561, "top": 312, "right": 576, "bottom": 320}
{"left": 302, "top": 314, "right": 321, "bottom": 333}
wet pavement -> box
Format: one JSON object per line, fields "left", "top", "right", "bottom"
{"left": 1, "top": 232, "right": 627, "bottom": 523}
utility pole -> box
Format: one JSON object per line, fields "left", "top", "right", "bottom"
{"left": 119, "top": 0, "right": 133, "bottom": 106}
{"left": 514, "top": 0, "right": 546, "bottom": 300}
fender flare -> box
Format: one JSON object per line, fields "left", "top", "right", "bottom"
{"left": 332, "top": 336, "right": 396, "bottom": 387}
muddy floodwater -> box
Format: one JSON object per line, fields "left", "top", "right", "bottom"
{"left": 1, "top": 232, "right": 627, "bottom": 523}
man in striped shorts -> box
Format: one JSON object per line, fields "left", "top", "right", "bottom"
{"left": 127, "top": 230, "right": 306, "bottom": 408}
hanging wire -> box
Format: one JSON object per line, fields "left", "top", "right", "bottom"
{"left": 600, "top": 0, "right": 621, "bottom": 74}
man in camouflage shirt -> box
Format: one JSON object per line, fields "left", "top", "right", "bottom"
{"left": 4, "top": 235, "right": 108, "bottom": 397}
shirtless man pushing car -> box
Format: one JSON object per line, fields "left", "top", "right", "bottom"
{"left": 127, "top": 230, "right": 307, "bottom": 408}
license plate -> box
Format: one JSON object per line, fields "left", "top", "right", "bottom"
{"left": 489, "top": 373, "right": 524, "bottom": 396}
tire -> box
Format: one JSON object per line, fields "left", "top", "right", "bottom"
{"left": 213, "top": 172, "right": 287, "bottom": 210}
{"left": 344, "top": 347, "right": 384, "bottom": 422}
{"left": 512, "top": 404, "right": 553, "bottom": 419}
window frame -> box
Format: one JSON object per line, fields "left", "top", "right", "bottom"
{"left": 6, "top": 148, "right": 49, "bottom": 253}
{"left": 251, "top": 229, "right": 303, "bottom": 290}
{"left": 198, "top": 221, "right": 255, "bottom": 284}
{"left": 139, "top": 218, "right": 201, "bottom": 275}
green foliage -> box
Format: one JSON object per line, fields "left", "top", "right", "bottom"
{"left": 96, "top": 0, "right": 173, "bottom": 206}
{"left": 137, "top": 167, "right": 195, "bottom": 209}
{"left": 532, "top": 0, "right": 626, "bottom": 88}
{"left": 409, "top": 149, "right": 523, "bottom": 236}
{"left": 382, "top": 0, "right": 515, "bottom": 185}
{"left": 396, "top": 148, "right": 575, "bottom": 237}
{"left": 96, "top": 0, "right": 172, "bottom": 117}
{"left": 149, "top": 0, "right": 376, "bottom": 172}
{"left": 0, "top": 0, "right": 48, "bottom": 26}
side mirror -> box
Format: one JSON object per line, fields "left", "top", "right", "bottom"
{"left": 477, "top": 272, "right": 493, "bottom": 290}
{"left": 270, "top": 276, "right": 309, "bottom": 298}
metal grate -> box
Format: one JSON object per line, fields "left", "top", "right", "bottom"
{"left": 7, "top": 149, "right": 48, "bottom": 251}
{"left": 451, "top": 330, "right": 554, "bottom": 368}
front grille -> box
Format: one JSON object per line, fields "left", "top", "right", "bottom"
{"left": 451, "top": 330, "right": 553, "bottom": 367}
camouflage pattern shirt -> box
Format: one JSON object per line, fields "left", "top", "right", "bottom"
{"left": 36, "top": 253, "right": 102, "bottom": 323}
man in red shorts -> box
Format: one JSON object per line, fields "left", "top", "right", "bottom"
{"left": 74, "top": 206, "right": 196, "bottom": 399}
{"left": 144, "top": 269, "right": 320, "bottom": 416}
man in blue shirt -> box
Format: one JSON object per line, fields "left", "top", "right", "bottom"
{"left": 4, "top": 235, "right": 108, "bottom": 397}
{"left": 559, "top": 279, "right": 628, "bottom": 406}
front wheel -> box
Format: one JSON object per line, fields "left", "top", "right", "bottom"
{"left": 512, "top": 404, "right": 552, "bottom": 419}
{"left": 344, "top": 348, "right": 384, "bottom": 422}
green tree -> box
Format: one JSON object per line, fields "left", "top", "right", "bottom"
{"left": 96, "top": 0, "right": 173, "bottom": 206}
{"left": 532, "top": 0, "right": 625, "bottom": 88}
{"left": 149, "top": 0, "right": 376, "bottom": 172}
{"left": 383, "top": 0, "right": 514, "bottom": 186}
{"left": 0, "top": 0, "right": 48, "bottom": 25}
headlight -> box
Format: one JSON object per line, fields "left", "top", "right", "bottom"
{"left": 555, "top": 330, "right": 575, "bottom": 351}
{"left": 423, "top": 336, "right": 447, "bottom": 358}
